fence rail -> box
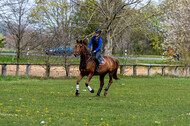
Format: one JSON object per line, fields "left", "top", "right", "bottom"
{"left": 0, "top": 63, "right": 189, "bottom": 77}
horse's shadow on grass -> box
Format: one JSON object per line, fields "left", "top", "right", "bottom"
{"left": 60, "top": 94, "right": 108, "bottom": 98}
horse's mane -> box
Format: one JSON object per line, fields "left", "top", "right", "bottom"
{"left": 76, "top": 40, "right": 88, "bottom": 49}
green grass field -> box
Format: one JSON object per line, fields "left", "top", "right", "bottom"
{"left": 0, "top": 75, "right": 190, "bottom": 126}
{"left": 0, "top": 55, "right": 176, "bottom": 64}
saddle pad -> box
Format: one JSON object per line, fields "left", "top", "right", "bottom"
{"left": 99, "top": 57, "right": 105, "bottom": 65}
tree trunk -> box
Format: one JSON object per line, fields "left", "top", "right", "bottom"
{"left": 16, "top": 39, "right": 20, "bottom": 76}
{"left": 104, "top": 31, "right": 113, "bottom": 56}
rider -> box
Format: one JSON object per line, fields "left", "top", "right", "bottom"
{"left": 88, "top": 29, "right": 102, "bottom": 72}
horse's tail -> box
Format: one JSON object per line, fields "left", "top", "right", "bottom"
{"left": 113, "top": 59, "right": 120, "bottom": 80}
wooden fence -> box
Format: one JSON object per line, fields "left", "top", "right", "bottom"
{"left": 0, "top": 63, "right": 189, "bottom": 77}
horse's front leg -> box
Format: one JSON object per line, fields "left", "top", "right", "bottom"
{"left": 85, "top": 73, "right": 94, "bottom": 93}
{"left": 76, "top": 73, "right": 84, "bottom": 96}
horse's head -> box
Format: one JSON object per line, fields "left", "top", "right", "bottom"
{"left": 74, "top": 40, "right": 88, "bottom": 57}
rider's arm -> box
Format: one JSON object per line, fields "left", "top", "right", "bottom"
{"left": 95, "top": 38, "right": 102, "bottom": 52}
{"left": 88, "top": 38, "right": 93, "bottom": 49}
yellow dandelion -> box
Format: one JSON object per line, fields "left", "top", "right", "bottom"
{"left": 103, "top": 122, "right": 105, "bottom": 124}
{"left": 57, "top": 92, "right": 60, "bottom": 94}
{"left": 106, "top": 124, "right": 109, "bottom": 126}
{"left": 32, "top": 98, "right": 36, "bottom": 101}
{"left": 21, "top": 105, "right": 25, "bottom": 107}
{"left": 3, "top": 89, "right": 8, "bottom": 91}
{"left": 0, "top": 103, "right": 3, "bottom": 106}
{"left": 83, "top": 119, "right": 85, "bottom": 121}
{"left": 3, "top": 108, "right": 8, "bottom": 111}
{"left": 45, "top": 111, "right": 49, "bottom": 113}
{"left": 16, "top": 109, "right": 21, "bottom": 112}
{"left": 61, "top": 113, "right": 63, "bottom": 115}
{"left": 9, "top": 100, "right": 13, "bottom": 102}
{"left": 158, "top": 122, "right": 161, "bottom": 124}
{"left": 132, "top": 116, "right": 135, "bottom": 119}
{"left": 104, "top": 110, "right": 106, "bottom": 112}
{"left": 71, "top": 113, "right": 73, "bottom": 115}
{"left": 86, "top": 123, "right": 88, "bottom": 125}
{"left": 99, "top": 124, "right": 101, "bottom": 126}
{"left": 36, "top": 111, "right": 39, "bottom": 113}
{"left": 33, "top": 120, "right": 37, "bottom": 124}
{"left": 72, "top": 118, "right": 74, "bottom": 121}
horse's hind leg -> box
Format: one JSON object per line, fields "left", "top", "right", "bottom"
{"left": 104, "top": 72, "right": 114, "bottom": 96}
{"left": 96, "top": 74, "right": 105, "bottom": 97}
{"left": 76, "top": 73, "right": 84, "bottom": 96}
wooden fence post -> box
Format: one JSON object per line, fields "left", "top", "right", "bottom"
{"left": 133, "top": 65, "right": 136, "bottom": 76}
{"left": 186, "top": 66, "right": 189, "bottom": 76}
{"left": 148, "top": 66, "right": 152, "bottom": 76}
{"left": 65, "top": 65, "right": 70, "bottom": 77}
{"left": 2, "top": 64, "right": 7, "bottom": 76}
{"left": 120, "top": 65, "right": 124, "bottom": 75}
{"left": 162, "top": 66, "right": 165, "bottom": 76}
{"left": 26, "top": 64, "right": 30, "bottom": 76}
{"left": 46, "top": 64, "right": 50, "bottom": 78}
{"left": 175, "top": 66, "right": 178, "bottom": 75}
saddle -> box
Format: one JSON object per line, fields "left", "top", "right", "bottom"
{"left": 98, "top": 57, "right": 105, "bottom": 65}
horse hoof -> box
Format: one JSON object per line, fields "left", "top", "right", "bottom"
{"left": 76, "top": 92, "right": 80, "bottom": 96}
{"left": 104, "top": 91, "right": 108, "bottom": 96}
{"left": 95, "top": 94, "right": 99, "bottom": 97}
{"left": 90, "top": 89, "right": 94, "bottom": 93}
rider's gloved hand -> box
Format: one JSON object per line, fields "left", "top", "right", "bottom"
{"left": 91, "top": 51, "right": 96, "bottom": 54}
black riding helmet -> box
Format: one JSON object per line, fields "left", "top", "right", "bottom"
{"left": 95, "top": 29, "right": 101, "bottom": 34}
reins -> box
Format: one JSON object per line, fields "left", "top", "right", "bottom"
{"left": 80, "top": 44, "right": 93, "bottom": 68}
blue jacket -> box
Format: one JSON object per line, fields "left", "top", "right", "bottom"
{"left": 88, "top": 36, "right": 102, "bottom": 52}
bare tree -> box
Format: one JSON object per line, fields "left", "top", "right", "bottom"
{"left": 30, "top": 0, "right": 73, "bottom": 77}
{"left": 0, "top": 0, "right": 33, "bottom": 75}
{"left": 72, "top": 0, "right": 158, "bottom": 56}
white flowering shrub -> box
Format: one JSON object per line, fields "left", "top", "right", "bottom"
{"left": 161, "top": 0, "right": 190, "bottom": 65}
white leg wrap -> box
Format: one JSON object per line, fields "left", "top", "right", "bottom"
{"left": 87, "top": 86, "right": 92, "bottom": 91}
{"left": 76, "top": 85, "right": 79, "bottom": 90}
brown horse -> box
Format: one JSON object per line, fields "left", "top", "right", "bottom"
{"left": 74, "top": 40, "right": 119, "bottom": 96}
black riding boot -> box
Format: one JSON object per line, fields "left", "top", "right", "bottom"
{"left": 96, "top": 63, "right": 99, "bottom": 72}
{"left": 95, "top": 60, "right": 99, "bottom": 72}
